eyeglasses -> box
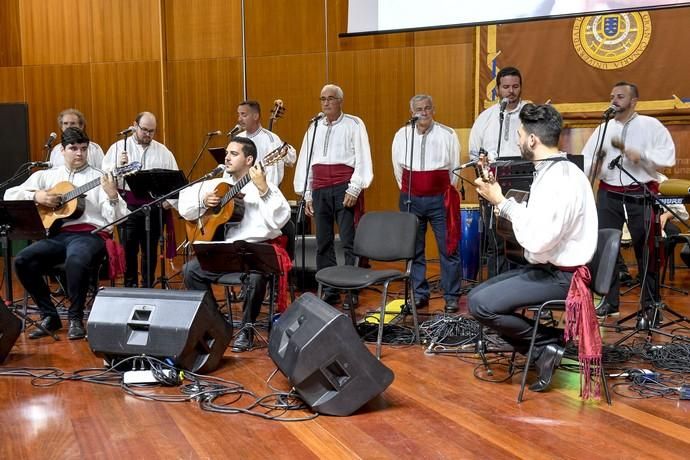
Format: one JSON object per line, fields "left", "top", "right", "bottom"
{"left": 413, "top": 106, "right": 433, "bottom": 114}
{"left": 319, "top": 96, "right": 340, "bottom": 103}
{"left": 137, "top": 124, "right": 156, "bottom": 135}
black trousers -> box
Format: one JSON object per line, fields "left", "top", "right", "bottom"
{"left": 313, "top": 183, "right": 356, "bottom": 293}
{"left": 183, "top": 258, "right": 267, "bottom": 326}
{"left": 120, "top": 205, "right": 162, "bottom": 288}
{"left": 468, "top": 265, "right": 571, "bottom": 355}
{"left": 597, "top": 189, "right": 657, "bottom": 308}
{"left": 14, "top": 232, "right": 105, "bottom": 321}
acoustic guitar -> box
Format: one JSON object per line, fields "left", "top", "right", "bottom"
{"left": 185, "top": 143, "right": 290, "bottom": 242}
{"left": 37, "top": 162, "right": 142, "bottom": 233}
{"left": 474, "top": 153, "right": 529, "bottom": 265}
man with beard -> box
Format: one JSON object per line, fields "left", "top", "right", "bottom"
{"left": 103, "top": 111, "right": 180, "bottom": 288}
{"left": 469, "top": 66, "right": 528, "bottom": 276}
{"left": 582, "top": 81, "right": 675, "bottom": 319}
{"left": 234, "top": 100, "right": 296, "bottom": 185}
{"left": 469, "top": 103, "right": 598, "bottom": 392}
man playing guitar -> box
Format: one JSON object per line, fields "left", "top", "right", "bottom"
{"left": 179, "top": 137, "right": 291, "bottom": 352}
{"left": 468, "top": 104, "right": 599, "bottom": 393}
{"left": 4, "top": 128, "right": 129, "bottom": 340}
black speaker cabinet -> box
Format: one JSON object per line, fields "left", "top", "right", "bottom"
{"left": 0, "top": 303, "right": 22, "bottom": 364}
{"left": 87, "top": 288, "right": 231, "bottom": 374}
{"left": 269, "top": 293, "right": 394, "bottom": 416}
{"left": 293, "top": 235, "right": 346, "bottom": 290}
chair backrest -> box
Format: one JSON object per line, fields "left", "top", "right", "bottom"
{"left": 589, "top": 228, "right": 622, "bottom": 296}
{"left": 353, "top": 211, "right": 418, "bottom": 262}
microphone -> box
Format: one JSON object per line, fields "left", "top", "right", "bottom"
{"left": 407, "top": 115, "right": 420, "bottom": 124}
{"left": 226, "top": 125, "right": 241, "bottom": 137}
{"left": 455, "top": 159, "right": 480, "bottom": 171}
{"left": 203, "top": 164, "right": 226, "bottom": 179}
{"left": 608, "top": 155, "right": 622, "bottom": 170}
{"left": 43, "top": 132, "right": 57, "bottom": 149}
{"left": 310, "top": 112, "right": 325, "bottom": 123}
{"left": 207, "top": 130, "right": 222, "bottom": 137}
{"left": 28, "top": 161, "right": 52, "bottom": 169}
{"left": 604, "top": 105, "right": 618, "bottom": 117}
{"left": 118, "top": 126, "right": 135, "bottom": 136}
{"left": 499, "top": 98, "right": 509, "bottom": 112}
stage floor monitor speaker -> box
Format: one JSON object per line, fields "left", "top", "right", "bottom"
{"left": 87, "top": 288, "right": 231, "bottom": 373}
{"left": 269, "top": 292, "right": 394, "bottom": 416}
{"left": 0, "top": 303, "right": 22, "bottom": 364}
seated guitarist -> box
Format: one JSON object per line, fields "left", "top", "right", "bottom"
{"left": 468, "top": 104, "right": 599, "bottom": 395}
{"left": 180, "top": 137, "right": 291, "bottom": 353}
{"left": 4, "top": 127, "right": 128, "bottom": 340}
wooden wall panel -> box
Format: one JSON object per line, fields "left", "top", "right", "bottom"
{"left": 245, "top": 0, "right": 326, "bottom": 57}
{"left": 0, "top": 67, "right": 25, "bottom": 103}
{"left": 164, "top": 0, "right": 242, "bottom": 61}
{"left": 328, "top": 0, "right": 413, "bottom": 52}
{"left": 165, "top": 58, "right": 244, "bottom": 177}
{"left": 414, "top": 44, "right": 474, "bottom": 129}
{"left": 0, "top": 0, "right": 22, "bottom": 67}
{"left": 329, "top": 48, "right": 415, "bottom": 212}
{"left": 23, "top": 64, "right": 93, "bottom": 161}
{"left": 413, "top": 27, "right": 475, "bottom": 47}
{"left": 19, "top": 0, "right": 93, "bottom": 65}
{"left": 90, "top": 0, "right": 162, "bottom": 63}
{"left": 90, "top": 61, "right": 163, "bottom": 152}
{"left": 246, "top": 53, "right": 328, "bottom": 197}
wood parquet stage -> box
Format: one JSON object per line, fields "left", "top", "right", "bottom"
{"left": 2, "top": 257, "right": 690, "bottom": 460}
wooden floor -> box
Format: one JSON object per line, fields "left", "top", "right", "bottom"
{"left": 2, "top": 255, "right": 690, "bottom": 459}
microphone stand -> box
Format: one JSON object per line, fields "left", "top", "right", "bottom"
{"left": 405, "top": 119, "right": 417, "bottom": 212}
{"left": 0, "top": 163, "right": 34, "bottom": 193}
{"left": 186, "top": 133, "right": 215, "bottom": 181}
{"left": 296, "top": 117, "right": 320, "bottom": 291}
{"left": 488, "top": 107, "right": 508, "bottom": 277}
{"left": 603, "top": 157, "right": 690, "bottom": 344}
{"left": 91, "top": 170, "right": 223, "bottom": 259}
{"left": 588, "top": 111, "right": 615, "bottom": 185}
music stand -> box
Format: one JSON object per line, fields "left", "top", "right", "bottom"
{"left": 0, "top": 200, "right": 59, "bottom": 340}
{"left": 193, "top": 241, "right": 282, "bottom": 334}
{"left": 208, "top": 147, "right": 226, "bottom": 165}
{"left": 125, "top": 169, "right": 188, "bottom": 288}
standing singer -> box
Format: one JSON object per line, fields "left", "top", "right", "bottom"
{"left": 392, "top": 94, "right": 461, "bottom": 313}
{"left": 582, "top": 81, "right": 675, "bottom": 319}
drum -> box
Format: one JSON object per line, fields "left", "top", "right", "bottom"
{"left": 460, "top": 204, "right": 481, "bottom": 281}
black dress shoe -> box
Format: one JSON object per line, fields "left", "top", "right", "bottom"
{"left": 414, "top": 297, "right": 429, "bottom": 309}
{"left": 444, "top": 298, "right": 459, "bottom": 314}
{"left": 231, "top": 330, "right": 254, "bottom": 353}
{"left": 342, "top": 292, "right": 359, "bottom": 310}
{"left": 529, "top": 344, "right": 565, "bottom": 392}
{"left": 322, "top": 291, "right": 341, "bottom": 306}
{"left": 595, "top": 302, "right": 619, "bottom": 318}
{"left": 28, "top": 316, "right": 62, "bottom": 339}
{"left": 68, "top": 319, "right": 86, "bottom": 340}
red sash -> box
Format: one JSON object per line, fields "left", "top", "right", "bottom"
{"left": 564, "top": 266, "right": 602, "bottom": 400}
{"left": 401, "top": 169, "right": 461, "bottom": 255}
{"left": 266, "top": 235, "right": 293, "bottom": 312}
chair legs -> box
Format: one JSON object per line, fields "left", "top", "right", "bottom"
{"left": 517, "top": 302, "right": 611, "bottom": 404}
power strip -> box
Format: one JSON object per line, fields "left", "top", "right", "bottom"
{"left": 123, "top": 369, "right": 175, "bottom": 384}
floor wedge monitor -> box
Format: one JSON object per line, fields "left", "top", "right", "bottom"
{"left": 87, "top": 288, "right": 231, "bottom": 373}
{"left": 269, "top": 292, "right": 394, "bottom": 416}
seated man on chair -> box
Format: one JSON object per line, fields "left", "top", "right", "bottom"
{"left": 468, "top": 104, "right": 599, "bottom": 393}
{"left": 4, "top": 127, "right": 128, "bottom": 340}
{"left": 180, "top": 137, "right": 291, "bottom": 352}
